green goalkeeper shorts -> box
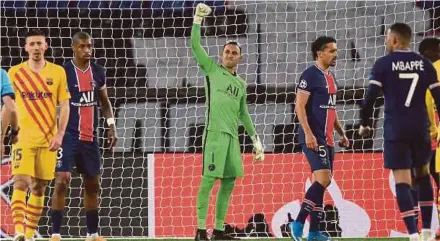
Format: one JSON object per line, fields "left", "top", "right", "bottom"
{"left": 202, "top": 130, "right": 243, "bottom": 178}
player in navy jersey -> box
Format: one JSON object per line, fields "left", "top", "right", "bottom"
{"left": 50, "top": 32, "right": 117, "bottom": 241}
{"left": 290, "top": 36, "right": 349, "bottom": 241}
{"left": 359, "top": 23, "right": 440, "bottom": 241}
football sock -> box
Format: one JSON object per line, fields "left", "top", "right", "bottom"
{"left": 214, "top": 177, "right": 236, "bottom": 231}
{"left": 25, "top": 193, "right": 44, "bottom": 239}
{"left": 396, "top": 183, "right": 417, "bottom": 234}
{"left": 197, "top": 175, "right": 216, "bottom": 229}
{"left": 11, "top": 189, "right": 26, "bottom": 235}
{"left": 296, "top": 181, "right": 326, "bottom": 224}
{"left": 417, "top": 175, "right": 434, "bottom": 229}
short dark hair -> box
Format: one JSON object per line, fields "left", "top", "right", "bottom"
{"left": 389, "top": 22, "right": 412, "bottom": 43}
{"left": 25, "top": 29, "right": 46, "bottom": 39}
{"left": 223, "top": 40, "right": 242, "bottom": 54}
{"left": 311, "top": 36, "right": 336, "bottom": 60}
{"left": 419, "top": 37, "right": 440, "bottom": 54}
{"left": 72, "top": 31, "right": 92, "bottom": 44}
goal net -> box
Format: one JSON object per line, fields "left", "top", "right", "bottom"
{"left": 0, "top": 0, "right": 437, "bottom": 239}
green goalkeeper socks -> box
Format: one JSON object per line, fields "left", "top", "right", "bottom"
{"left": 197, "top": 175, "right": 217, "bottom": 229}
{"left": 214, "top": 177, "right": 236, "bottom": 231}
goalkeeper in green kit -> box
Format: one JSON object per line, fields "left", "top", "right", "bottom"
{"left": 191, "top": 3, "right": 265, "bottom": 241}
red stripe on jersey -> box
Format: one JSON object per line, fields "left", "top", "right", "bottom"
{"left": 15, "top": 73, "right": 54, "bottom": 138}
{"left": 18, "top": 68, "right": 55, "bottom": 129}
{"left": 325, "top": 73, "right": 337, "bottom": 147}
{"left": 75, "top": 67, "right": 94, "bottom": 142}
{"left": 79, "top": 106, "right": 94, "bottom": 141}
{"left": 13, "top": 82, "right": 51, "bottom": 143}
{"left": 76, "top": 67, "right": 93, "bottom": 91}
{"left": 30, "top": 69, "right": 55, "bottom": 105}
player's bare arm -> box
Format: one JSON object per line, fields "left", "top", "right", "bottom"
{"left": 1, "top": 96, "right": 18, "bottom": 157}
{"left": 50, "top": 99, "right": 70, "bottom": 151}
{"left": 98, "top": 87, "right": 117, "bottom": 149}
{"left": 334, "top": 114, "right": 349, "bottom": 147}
{"left": 359, "top": 83, "right": 380, "bottom": 137}
{"left": 295, "top": 91, "right": 318, "bottom": 151}
{"left": 1, "top": 96, "right": 18, "bottom": 142}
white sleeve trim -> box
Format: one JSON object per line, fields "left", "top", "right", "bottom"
{"left": 429, "top": 82, "right": 440, "bottom": 90}
{"left": 369, "top": 80, "right": 382, "bottom": 87}
{"left": 297, "top": 89, "right": 311, "bottom": 95}
{"left": 99, "top": 84, "right": 107, "bottom": 90}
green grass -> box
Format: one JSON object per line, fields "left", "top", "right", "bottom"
{"left": 0, "top": 238, "right": 411, "bottom": 241}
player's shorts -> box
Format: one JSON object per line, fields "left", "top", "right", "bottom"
{"left": 384, "top": 139, "right": 432, "bottom": 170}
{"left": 302, "top": 143, "right": 335, "bottom": 172}
{"left": 11, "top": 142, "right": 57, "bottom": 180}
{"left": 202, "top": 130, "right": 243, "bottom": 178}
{"left": 56, "top": 133, "right": 101, "bottom": 177}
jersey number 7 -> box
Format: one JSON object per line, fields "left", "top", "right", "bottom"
{"left": 399, "top": 73, "right": 419, "bottom": 107}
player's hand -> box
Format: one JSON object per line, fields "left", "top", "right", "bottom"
{"left": 7, "top": 127, "right": 19, "bottom": 145}
{"left": 194, "top": 3, "right": 212, "bottom": 24}
{"left": 49, "top": 132, "right": 64, "bottom": 152}
{"left": 305, "top": 133, "right": 318, "bottom": 151}
{"left": 358, "top": 125, "right": 371, "bottom": 138}
{"left": 251, "top": 135, "right": 264, "bottom": 162}
{"left": 338, "top": 134, "right": 349, "bottom": 148}
{"left": 107, "top": 126, "right": 117, "bottom": 150}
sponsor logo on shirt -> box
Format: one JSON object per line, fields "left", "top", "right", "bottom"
{"left": 319, "top": 94, "right": 336, "bottom": 109}
{"left": 21, "top": 91, "right": 53, "bottom": 100}
{"left": 220, "top": 84, "right": 240, "bottom": 99}
{"left": 71, "top": 91, "right": 97, "bottom": 107}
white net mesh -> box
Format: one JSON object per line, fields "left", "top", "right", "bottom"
{"left": 0, "top": 0, "right": 438, "bottom": 239}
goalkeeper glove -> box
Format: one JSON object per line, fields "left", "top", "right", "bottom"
{"left": 251, "top": 135, "right": 264, "bottom": 162}
{"left": 358, "top": 125, "right": 371, "bottom": 138}
{"left": 193, "top": 3, "right": 212, "bottom": 25}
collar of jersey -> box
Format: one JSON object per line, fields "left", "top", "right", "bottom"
{"left": 313, "top": 64, "right": 330, "bottom": 75}
{"left": 71, "top": 59, "right": 91, "bottom": 73}
{"left": 220, "top": 65, "right": 237, "bottom": 76}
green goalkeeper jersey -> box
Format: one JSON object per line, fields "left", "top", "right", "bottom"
{"left": 191, "top": 23, "right": 256, "bottom": 139}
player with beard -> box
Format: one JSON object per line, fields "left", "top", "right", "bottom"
{"left": 290, "top": 36, "right": 349, "bottom": 241}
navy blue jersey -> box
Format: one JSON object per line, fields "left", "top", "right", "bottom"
{"left": 64, "top": 60, "right": 106, "bottom": 142}
{"left": 297, "top": 65, "right": 338, "bottom": 147}
{"left": 362, "top": 50, "right": 440, "bottom": 141}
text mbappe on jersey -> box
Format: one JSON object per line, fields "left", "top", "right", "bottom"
{"left": 391, "top": 60, "right": 424, "bottom": 71}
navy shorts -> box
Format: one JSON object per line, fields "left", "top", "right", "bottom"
{"left": 302, "top": 143, "right": 335, "bottom": 172}
{"left": 384, "top": 139, "right": 432, "bottom": 170}
{"left": 56, "top": 133, "right": 101, "bottom": 177}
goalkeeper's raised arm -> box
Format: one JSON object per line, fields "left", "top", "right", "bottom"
{"left": 191, "top": 3, "right": 215, "bottom": 74}
{"left": 191, "top": 3, "right": 264, "bottom": 241}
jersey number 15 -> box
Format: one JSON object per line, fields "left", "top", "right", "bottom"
{"left": 399, "top": 73, "right": 419, "bottom": 107}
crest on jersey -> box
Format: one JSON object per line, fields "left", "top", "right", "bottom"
{"left": 46, "top": 78, "right": 53, "bottom": 85}
{"left": 299, "top": 79, "right": 307, "bottom": 89}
